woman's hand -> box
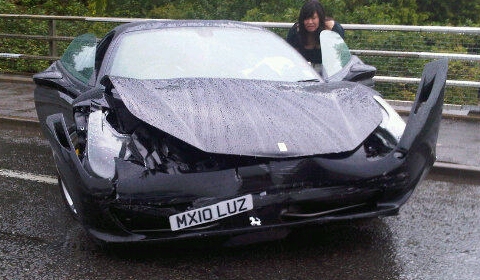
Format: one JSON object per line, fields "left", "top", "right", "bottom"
{"left": 325, "top": 19, "right": 335, "bottom": 30}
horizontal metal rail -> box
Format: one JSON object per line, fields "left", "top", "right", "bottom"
{"left": 0, "top": 53, "right": 58, "bottom": 60}
{"left": 343, "top": 24, "right": 480, "bottom": 34}
{"left": 351, "top": 50, "right": 480, "bottom": 62}
{"left": 0, "top": 33, "right": 74, "bottom": 42}
{"left": 374, "top": 76, "right": 480, "bottom": 88}
{"left": 1, "top": 14, "right": 480, "bottom": 92}
{"left": 0, "top": 14, "right": 87, "bottom": 20}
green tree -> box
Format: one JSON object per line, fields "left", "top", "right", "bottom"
{"left": 323, "top": 0, "right": 428, "bottom": 25}
{"left": 417, "top": 0, "right": 480, "bottom": 25}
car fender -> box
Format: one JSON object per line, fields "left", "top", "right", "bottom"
{"left": 44, "top": 113, "right": 120, "bottom": 230}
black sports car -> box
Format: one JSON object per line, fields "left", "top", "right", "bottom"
{"left": 33, "top": 20, "right": 448, "bottom": 244}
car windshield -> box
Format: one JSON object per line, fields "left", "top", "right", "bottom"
{"left": 109, "top": 26, "right": 320, "bottom": 82}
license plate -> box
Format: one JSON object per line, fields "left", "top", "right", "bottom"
{"left": 169, "top": 194, "right": 253, "bottom": 231}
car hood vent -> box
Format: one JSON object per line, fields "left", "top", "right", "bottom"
{"left": 109, "top": 77, "right": 382, "bottom": 157}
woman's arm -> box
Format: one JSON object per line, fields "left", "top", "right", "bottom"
{"left": 286, "top": 23, "right": 300, "bottom": 49}
{"left": 325, "top": 20, "right": 345, "bottom": 39}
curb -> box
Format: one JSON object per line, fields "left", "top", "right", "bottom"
{"left": 387, "top": 99, "right": 480, "bottom": 121}
{"left": 0, "top": 75, "right": 33, "bottom": 83}
{"left": 395, "top": 109, "right": 480, "bottom": 121}
{"left": 0, "top": 115, "right": 40, "bottom": 128}
{"left": 429, "top": 162, "right": 480, "bottom": 183}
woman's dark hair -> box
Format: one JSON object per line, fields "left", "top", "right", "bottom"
{"left": 298, "top": 0, "right": 326, "bottom": 46}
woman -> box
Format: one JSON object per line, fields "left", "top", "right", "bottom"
{"left": 286, "top": 0, "right": 344, "bottom": 68}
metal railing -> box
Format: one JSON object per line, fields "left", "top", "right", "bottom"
{"left": 1, "top": 14, "right": 479, "bottom": 105}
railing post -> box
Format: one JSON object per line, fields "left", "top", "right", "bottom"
{"left": 48, "top": 19, "right": 57, "bottom": 57}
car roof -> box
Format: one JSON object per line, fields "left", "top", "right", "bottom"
{"left": 111, "top": 20, "right": 265, "bottom": 37}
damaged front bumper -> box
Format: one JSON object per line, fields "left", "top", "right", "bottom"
{"left": 42, "top": 59, "right": 447, "bottom": 243}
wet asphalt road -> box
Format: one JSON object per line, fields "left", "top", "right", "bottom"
{"left": 1, "top": 122, "right": 479, "bottom": 279}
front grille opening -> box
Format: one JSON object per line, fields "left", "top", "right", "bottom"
{"left": 111, "top": 205, "right": 173, "bottom": 232}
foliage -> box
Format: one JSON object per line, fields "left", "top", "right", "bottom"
{"left": 416, "top": 0, "right": 480, "bottom": 25}
{"left": 0, "top": 0, "right": 17, "bottom": 13}
{"left": 3, "top": 0, "right": 479, "bottom": 26}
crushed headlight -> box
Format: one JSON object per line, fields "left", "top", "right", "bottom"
{"left": 373, "top": 95, "right": 406, "bottom": 142}
{"left": 86, "top": 110, "right": 130, "bottom": 179}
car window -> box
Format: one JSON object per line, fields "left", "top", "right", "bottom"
{"left": 60, "top": 33, "right": 96, "bottom": 84}
{"left": 109, "top": 27, "right": 320, "bottom": 82}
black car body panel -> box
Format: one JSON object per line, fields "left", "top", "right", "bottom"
{"left": 33, "top": 20, "right": 448, "bottom": 244}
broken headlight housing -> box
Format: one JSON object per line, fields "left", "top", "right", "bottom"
{"left": 86, "top": 109, "right": 130, "bottom": 179}
{"left": 363, "top": 96, "right": 406, "bottom": 159}
{"left": 373, "top": 95, "right": 406, "bottom": 142}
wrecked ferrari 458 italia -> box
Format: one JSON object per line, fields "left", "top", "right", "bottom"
{"left": 34, "top": 20, "right": 448, "bottom": 244}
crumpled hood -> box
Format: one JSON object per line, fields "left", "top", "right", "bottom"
{"left": 109, "top": 77, "right": 382, "bottom": 157}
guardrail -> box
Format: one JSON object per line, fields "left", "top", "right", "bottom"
{"left": 1, "top": 14, "right": 479, "bottom": 105}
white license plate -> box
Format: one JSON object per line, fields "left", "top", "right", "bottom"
{"left": 169, "top": 194, "right": 253, "bottom": 231}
